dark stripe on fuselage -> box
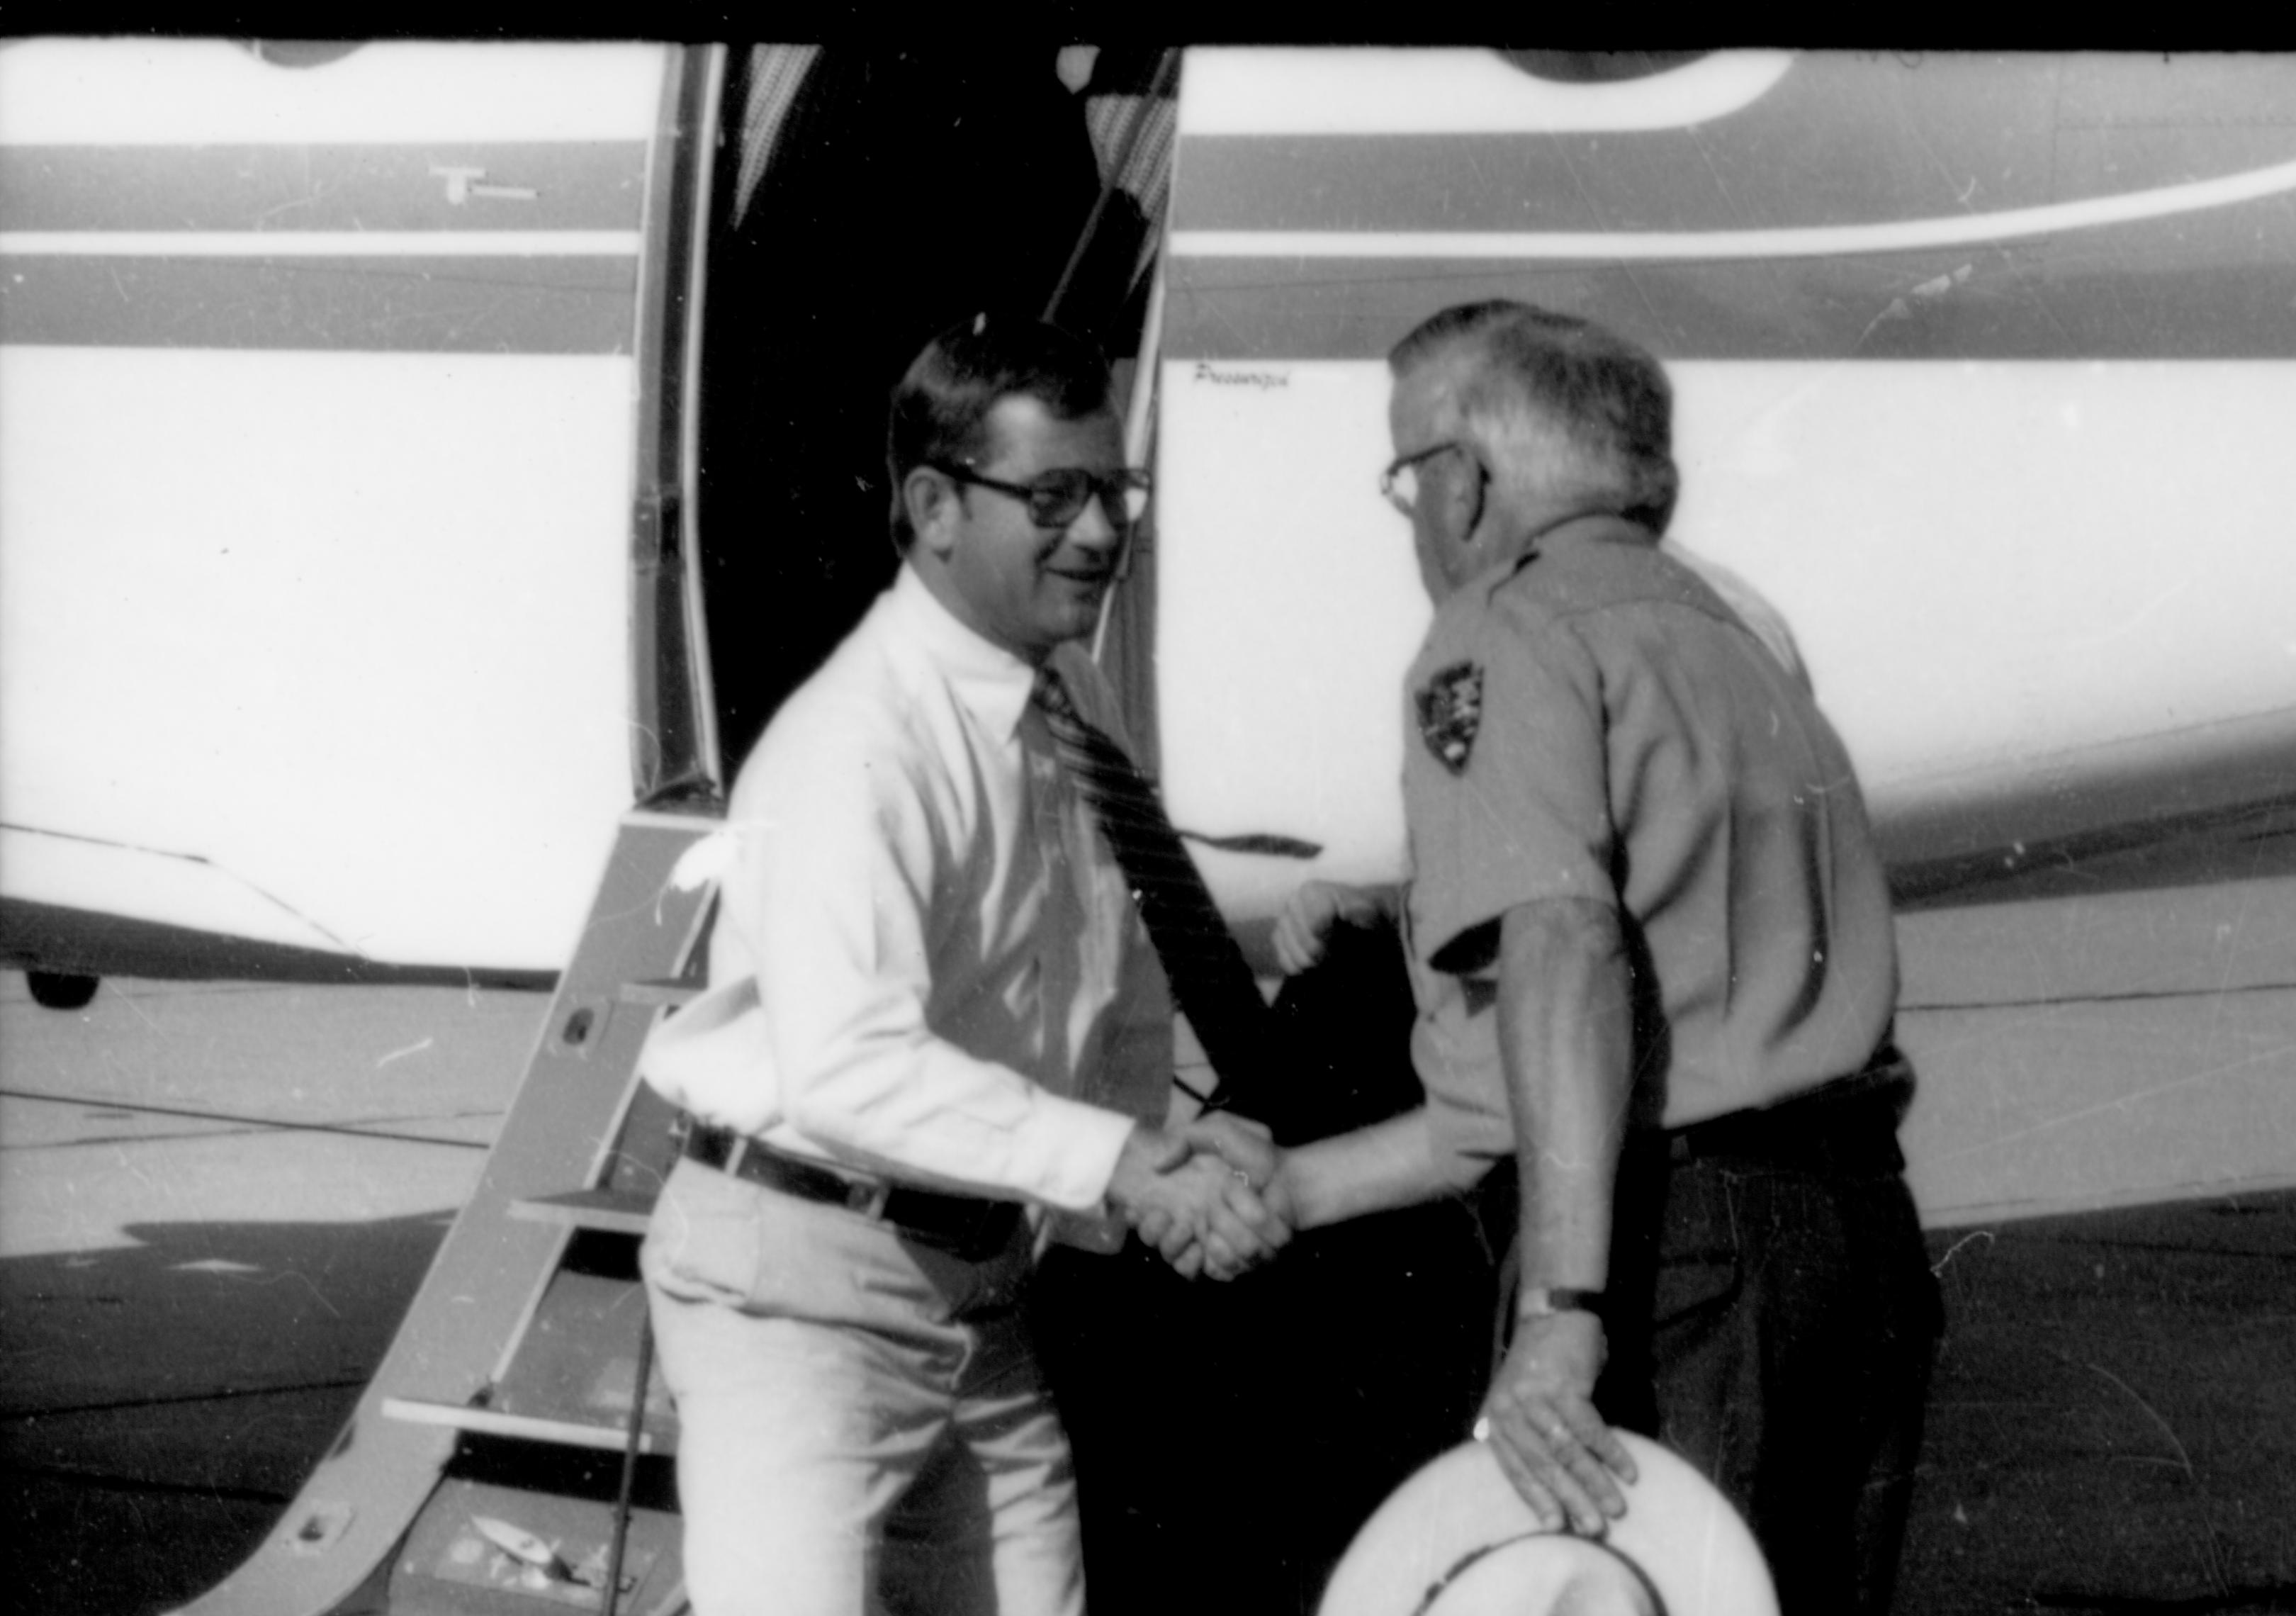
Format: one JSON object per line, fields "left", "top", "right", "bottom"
{"left": 0, "top": 141, "right": 649, "bottom": 233}
{"left": 1163, "top": 202, "right": 2296, "bottom": 362}
{"left": 0, "top": 895, "right": 557, "bottom": 990}
{"left": 0, "top": 254, "right": 636, "bottom": 353}
{"left": 1173, "top": 55, "right": 2296, "bottom": 235}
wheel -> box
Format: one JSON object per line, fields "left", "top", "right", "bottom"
{"left": 26, "top": 971, "right": 100, "bottom": 1010}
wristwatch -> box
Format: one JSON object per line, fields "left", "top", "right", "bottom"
{"left": 1519, "top": 1285, "right": 1608, "bottom": 1320}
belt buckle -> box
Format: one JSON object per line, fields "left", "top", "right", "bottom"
{"left": 855, "top": 1180, "right": 894, "bottom": 1221}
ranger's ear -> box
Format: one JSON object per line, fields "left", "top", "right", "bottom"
{"left": 1448, "top": 448, "right": 1492, "bottom": 546}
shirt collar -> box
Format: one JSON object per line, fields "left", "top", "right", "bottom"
{"left": 889, "top": 564, "right": 1040, "bottom": 741}
{"left": 1529, "top": 511, "right": 1656, "bottom": 551}
{"left": 1492, "top": 511, "right": 1654, "bottom": 579}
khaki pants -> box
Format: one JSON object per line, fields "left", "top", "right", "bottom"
{"left": 641, "top": 1157, "right": 1081, "bottom": 1616}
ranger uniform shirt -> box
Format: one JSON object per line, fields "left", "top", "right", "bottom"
{"left": 1402, "top": 515, "right": 1898, "bottom": 1162}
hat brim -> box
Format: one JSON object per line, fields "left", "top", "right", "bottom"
{"left": 1316, "top": 1432, "right": 1776, "bottom": 1616}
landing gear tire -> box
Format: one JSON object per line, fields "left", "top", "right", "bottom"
{"left": 27, "top": 971, "right": 100, "bottom": 1010}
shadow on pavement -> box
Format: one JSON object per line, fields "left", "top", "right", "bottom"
{"left": 5, "top": 1193, "right": 2295, "bottom": 1615}
{"left": 1, "top": 1210, "right": 452, "bottom": 1616}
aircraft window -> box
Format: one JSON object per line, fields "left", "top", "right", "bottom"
{"left": 234, "top": 40, "right": 366, "bottom": 68}
{"left": 1499, "top": 50, "right": 1709, "bottom": 83}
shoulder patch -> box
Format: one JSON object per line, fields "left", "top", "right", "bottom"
{"left": 1415, "top": 660, "right": 1484, "bottom": 775}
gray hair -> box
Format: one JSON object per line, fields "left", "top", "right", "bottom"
{"left": 1389, "top": 300, "right": 1678, "bottom": 534}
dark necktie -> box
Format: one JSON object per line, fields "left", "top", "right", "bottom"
{"left": 1032, "top": 666, "right": 1276, "bottom": 1116}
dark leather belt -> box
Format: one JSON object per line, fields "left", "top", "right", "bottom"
{"left": 680, "top": 1121, "right": 1023, "bottom": 1261}
{"left": 1641, "top": 1048, "right": 1915, "bottom": 1176}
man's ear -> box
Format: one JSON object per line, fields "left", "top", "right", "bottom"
{"left": 1449, "top": 449, "right": 1491, "bottom": 546}
{"left": 904, "top": 466, "right": 962, "bottom": 559}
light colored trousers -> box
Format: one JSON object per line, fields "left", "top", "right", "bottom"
{"left": 641, "top": 1157, "right": 1083, "bottom": 1616}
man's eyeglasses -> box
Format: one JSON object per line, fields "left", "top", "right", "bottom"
{"left": 933, "top": 462, "right": 1153, "bottom": 530}
{"left": 1378, "top": 442, "right": 1472, "bottom": 515}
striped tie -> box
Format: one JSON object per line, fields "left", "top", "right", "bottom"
{"left": 1032, "top": 666, "right": 1275, "bottom": 1115}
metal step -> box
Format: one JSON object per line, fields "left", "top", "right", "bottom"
{"left": 510, "top": 1188, "right": 658, "bottom": 1237}
{"left": 619, "top": 978, "right": 700, "bottom": 1009}
{"left": 380, "top": 1398, "right": 669, "bottom": 1456}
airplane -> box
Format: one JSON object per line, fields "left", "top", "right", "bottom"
{"left": 1, "top": 38, "right": 708, "bottom": 1006}
{"left": 9, "top": 40, "right": 2292, "bottom": 1213}
{"left": 4, "top": 40, "right": 2294, "bottom": 1615}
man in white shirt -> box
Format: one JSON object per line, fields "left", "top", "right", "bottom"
{"left": 638, "top": 315, "right": 1284, "bottom": 1616}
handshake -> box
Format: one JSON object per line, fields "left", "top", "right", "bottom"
{"left": 1105, "top": 1113, "right": 1297, "bottom": 1282}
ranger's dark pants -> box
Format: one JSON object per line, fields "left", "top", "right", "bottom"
{"left": 1028, "top": 923, "right": 1505, "bottom": 1616}
{"left": 1596, "top": 1059, "right": 1942, "bottom": 1616}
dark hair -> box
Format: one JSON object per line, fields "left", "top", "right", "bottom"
{"left": 1390, "top": 299, "right": 1679, "bottom": 532}
{"left": 887, "top": 313, "right": 1114, "bottom": 547}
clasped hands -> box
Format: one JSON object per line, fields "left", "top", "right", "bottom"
{"left": 1099, "top": 878, "right": 1400, "bottom": 1279}
{"left": 1096, "top": 877, "right": 1380, "bottom": 1278}
{"left": 1107, "top": 1113, "right": 1294, "bottom": 1281}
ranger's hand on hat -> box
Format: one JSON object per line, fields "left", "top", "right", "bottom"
{"left": 1480, "top": 1311, "right": 1638, "bottom": 1536}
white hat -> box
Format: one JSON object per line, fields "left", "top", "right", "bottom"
{"left": 1317, "top": 1432, "right": 1776, "bottom": 1616}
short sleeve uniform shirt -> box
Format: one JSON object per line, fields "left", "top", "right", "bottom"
{"left": 1403, "top": 517, "right": 1898, "bottom": 1164}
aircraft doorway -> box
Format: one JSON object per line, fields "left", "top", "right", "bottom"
{"left": 690, "top": 45, "right": 1161, "bottom": 773}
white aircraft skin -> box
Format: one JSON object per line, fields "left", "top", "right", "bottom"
{"left": 0, "top": 40, "right": 682, "bottom": 986}
{"left": 1144, "top": 50, "right": 2296, "bottom": 1226}
{"left": 1152, "top": 49, "right": 2296, "bottom": 924}
{"left": 4, "top": 45, "right": 2294, "bottom": 1228}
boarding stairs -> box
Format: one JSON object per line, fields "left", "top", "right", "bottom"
{"left": 177, "top": 807, "right": 724, "bottom": 1616}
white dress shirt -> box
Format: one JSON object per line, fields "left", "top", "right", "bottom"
{"left": 641, "top": 565, "right": 1172, "bottom": 1215}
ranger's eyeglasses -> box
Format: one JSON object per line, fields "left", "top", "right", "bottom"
{"left": 1378, "top": 441, "right": 1473, "bottom": 515}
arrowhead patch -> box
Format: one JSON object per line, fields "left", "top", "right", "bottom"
{"left": 1415, "top": 661, "right": 1484, "bottom": 775}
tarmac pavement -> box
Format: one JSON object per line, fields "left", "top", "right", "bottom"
{"left": 1, "top": 975, "right": 539, "bottom": 1615}
{"left": 3, "top": 967, "right": 2292, "bottom": 1615}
